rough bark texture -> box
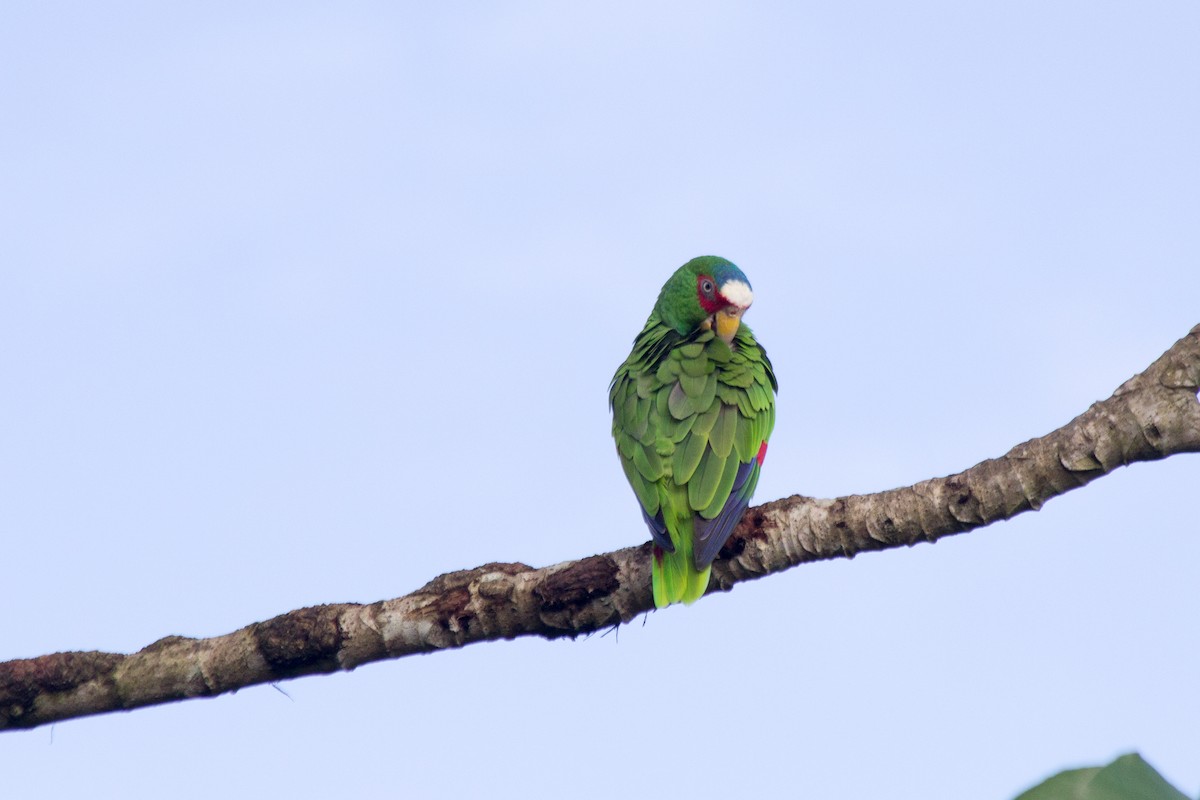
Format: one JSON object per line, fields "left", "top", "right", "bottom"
{"left": 3, "top": 325, "right": 1198, "bottom": 732}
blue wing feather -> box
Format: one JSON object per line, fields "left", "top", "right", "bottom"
{"left": 640, "top": 505, "right": 674, "bottom": 552}
{"left": 692, "top": 459, "right": 757, "bottom": 568}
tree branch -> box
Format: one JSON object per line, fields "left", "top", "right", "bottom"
{"left": 3, "top": 325, "right": 1198, "bottom": 732}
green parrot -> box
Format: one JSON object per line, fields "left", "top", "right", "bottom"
{"left": 610, "top": 256, "right": 777, "bottom": 607}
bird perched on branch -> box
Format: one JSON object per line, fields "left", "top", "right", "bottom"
{"left": 610, "top": 256, "right": 777, "bottom": 607}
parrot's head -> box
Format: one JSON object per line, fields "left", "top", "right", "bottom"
{"left": 654, "top": 256, "right": 754, "bottom": 344}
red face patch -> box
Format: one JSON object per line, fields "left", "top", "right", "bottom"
{"left": 696, "top": 274, "right": 726, "bottom": 314}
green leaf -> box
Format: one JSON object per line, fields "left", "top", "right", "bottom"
{"left": 1013, "top": 753, "right": 1189, "bottom": 800}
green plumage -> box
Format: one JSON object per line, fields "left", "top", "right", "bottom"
{"left": 610, "top": 257, "right": 777, "bottom": 608}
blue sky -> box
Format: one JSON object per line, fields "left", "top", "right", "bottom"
{"left": 2, "top": 4, "right": 1198, "bottom": 798}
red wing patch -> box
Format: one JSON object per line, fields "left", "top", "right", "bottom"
{"left": 756, "top": 441, "right": 768, "bottom": 466}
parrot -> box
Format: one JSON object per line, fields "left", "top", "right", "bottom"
{"left": 610, "top": 256, "right": 777, "bottom": 608}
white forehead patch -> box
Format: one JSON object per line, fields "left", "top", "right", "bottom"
{"left": 719, "top": 279, "right": 754, "bottom": 308}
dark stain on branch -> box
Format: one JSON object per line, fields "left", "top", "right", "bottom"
{"left": 0, "top": 651, "right": 123, "bottom": 724}
{"left": 254, "top": 606, "right": 345, "bottom": 671}
{"left": 721, "top": 508, "right": 773, "bottom": 560}
{"left": 534, "top": 556, "right": 619, "bottom": 612}
{"left": 429, "top": 586, "right": 473, "bottom": 633}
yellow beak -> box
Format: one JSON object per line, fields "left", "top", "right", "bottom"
{"left": 714, "top": 306, "right": 745, "bottom": 343}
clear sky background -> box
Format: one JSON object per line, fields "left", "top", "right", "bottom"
{"left": 2, "top": 4, "right": 1198, "bottom": 798}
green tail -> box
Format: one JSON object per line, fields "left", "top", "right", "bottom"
{"left": 652, "top": 502, "right": 710, "bottom": 607}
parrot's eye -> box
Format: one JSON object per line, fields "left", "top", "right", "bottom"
{"left": 700, "top": 279, "right": 714, "bottom": 295}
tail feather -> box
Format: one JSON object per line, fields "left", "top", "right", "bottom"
{"left": 654, "top": 544, "right": 710, "bottom": 607}
{"left": 681, "top": 562, "right": 710, "bottom": 605}
{"left": 651, "top": 499, "right": 711, "bottom": 607}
